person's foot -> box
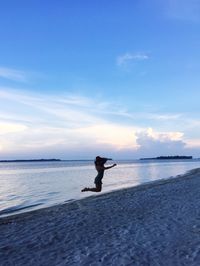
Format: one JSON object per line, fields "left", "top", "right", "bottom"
{"left": 81, "top": 187, "right": 89, "bottom": 192}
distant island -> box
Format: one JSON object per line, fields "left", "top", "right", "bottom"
{"left": 140, "top": 156, "right": 193, "bottom": 160}
{"left": 0, "top": 159, "right": 61, "bottom": 163}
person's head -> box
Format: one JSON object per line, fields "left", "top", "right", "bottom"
{"left": 95, "top": 156, "right": 109, "bottom": 165}
{"left": 95, "top": 156, "right": 103, "bottom": 165}
{"left": 96, "top": 156, "right": 102, "bottom": 161}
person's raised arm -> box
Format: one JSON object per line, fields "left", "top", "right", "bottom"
{"left": 104, "top": 164, "right": 117, "bottom": 170}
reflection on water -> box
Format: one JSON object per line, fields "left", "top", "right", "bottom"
{"left": 0, "top": 159, "right": 199, "bottom": 217}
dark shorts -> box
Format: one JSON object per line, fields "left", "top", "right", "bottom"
{"left": 94, "top": 172, "right": 103, "bottom": 185}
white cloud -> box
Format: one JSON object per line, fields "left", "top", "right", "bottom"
{"left": 0, "top": 67, "right": 27, "bottom": 82}
{"left": 145, "top": 127, "right": 183, "bottom": 141}
{"left": 135, "top": 128, "right": 187, "bottom": 157}
{"left": 117, "top": 52, "right": 149, "bottom": 66}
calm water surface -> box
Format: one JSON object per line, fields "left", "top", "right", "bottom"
{"left": 0, "top": 159, "right": 200, "bottom": 217}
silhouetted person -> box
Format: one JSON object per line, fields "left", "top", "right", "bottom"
{"left": 81, "top": 156, "right": 117, "bottom": 192}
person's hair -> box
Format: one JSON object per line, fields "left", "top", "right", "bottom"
{"left": 94, "top": 156, "right": 108, "bottom": 165}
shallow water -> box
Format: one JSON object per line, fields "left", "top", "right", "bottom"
{"left": 0, "top": 159, "right": 200, "bottom": 217}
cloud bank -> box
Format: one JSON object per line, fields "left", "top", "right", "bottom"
{"left": 135, "top": 128, "right": 186, "bottom": 158}
{"left": 0, "top": 88, "right": 199, "bottom": 159}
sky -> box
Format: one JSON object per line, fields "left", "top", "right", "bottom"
{"left": 0, "top": 0, "right": 200, "bottom": 159}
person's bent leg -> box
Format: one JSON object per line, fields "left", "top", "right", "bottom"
{"left": 81, "top": 183, "right": 102, "bottom": 192}
{"left": 94, "top": 183, "right": 102, "bottom": 192}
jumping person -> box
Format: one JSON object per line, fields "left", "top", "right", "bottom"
{"left": 81, "top": 156, "right": 117, "bottom": 192}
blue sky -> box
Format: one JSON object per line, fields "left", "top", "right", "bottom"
{"left": 0, "top": 0, "right": 200, "bottom": 159}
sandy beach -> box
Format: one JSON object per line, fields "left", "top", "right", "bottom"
{"left": 0, "top": 168, "right": 200, "bottom": 266}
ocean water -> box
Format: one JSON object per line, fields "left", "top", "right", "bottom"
{"left": 0, "top": 159, "right": 200, "bottom": 217}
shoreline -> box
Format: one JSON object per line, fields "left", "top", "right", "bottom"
{"left": 1, "top": 159, "right": 200, "bottom": 219}
{"left": 0, "top": 167, "right": 198, "bottom": 222}
{"left": 1, "top": 168, "right": 200, "bottom": 265}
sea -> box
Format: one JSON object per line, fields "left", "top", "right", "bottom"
{"left": 0, "top": 159, "right": 200, "bottom": 218}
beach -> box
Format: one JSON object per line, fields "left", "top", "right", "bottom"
{"left": 0, "top": 168, "right": 200, "bottom": 266}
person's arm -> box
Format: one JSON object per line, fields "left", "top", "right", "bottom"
{"left": 104, "top": 164, "right": 117, "bottom": 170}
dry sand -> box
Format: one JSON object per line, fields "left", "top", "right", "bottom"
{"left": 0, "top": 168, "right": 200, "bottom": 266}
